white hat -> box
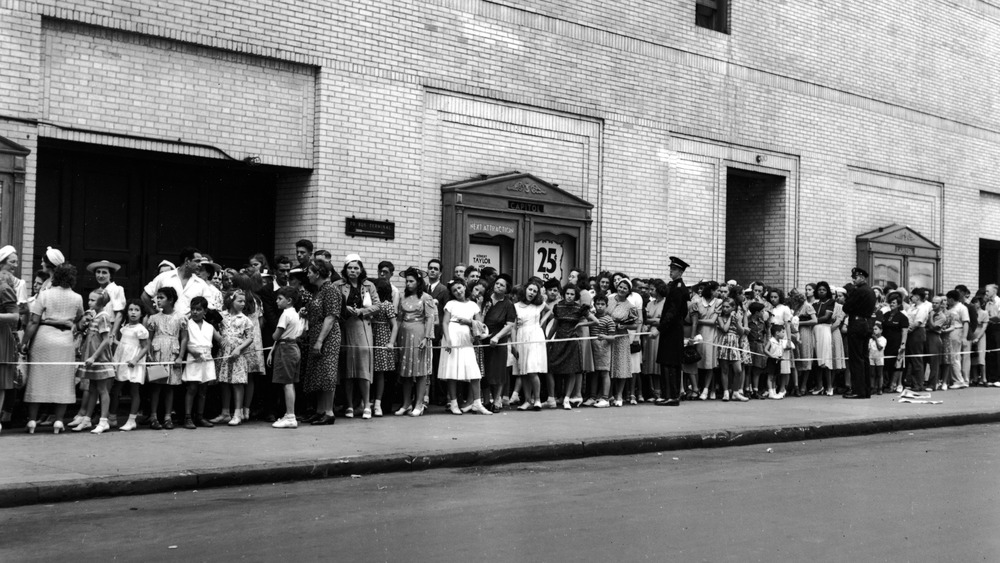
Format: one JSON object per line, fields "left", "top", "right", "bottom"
{"left": 344, "top": 253, "right": 362, "bottom": 265}
{"left": 0, "top": 245, "right": 15, "bottom": 264}
{"left": 45, "top": 247, "right": 65, "bottom": 267}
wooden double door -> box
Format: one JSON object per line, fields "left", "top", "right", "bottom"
{"left": 35, "top": 141, "right": 277, "bottom": 298}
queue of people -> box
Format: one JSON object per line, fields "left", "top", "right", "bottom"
{"left": 2, "top": 240, "right": 1000, "bottom": 436}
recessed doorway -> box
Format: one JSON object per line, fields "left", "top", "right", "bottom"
{"left": 725, "top": 167, "right": 787, "bottom": 287}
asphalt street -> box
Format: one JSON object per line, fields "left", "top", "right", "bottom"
{"left": 3, "top": 424, "right": 999, "bottom": 562}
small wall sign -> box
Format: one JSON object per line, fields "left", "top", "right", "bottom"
{"left": 345, "top": 217, "right": 395, "bottom": 239}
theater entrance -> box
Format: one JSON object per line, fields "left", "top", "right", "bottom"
{"left": 441, "top": 172, "right": 593, "bottom": 284}
{"left": 35, "top": 140, "right": 282, "bottom": 297}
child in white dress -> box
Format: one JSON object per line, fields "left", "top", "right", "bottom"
{"left": 113, "top": 300, "right": 149, "bottom": 431}
{"left": 183, "top": 296, "right": 222, "bottom": 429}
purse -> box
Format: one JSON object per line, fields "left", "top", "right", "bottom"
{"left": 629, "top": 340, "right": 642, "bottom": 354}
{"left": 147, "top": 364, "right": 170, "bottom": 382}
{"left": 683, "top": 344, "right": 702, "bottom": 364}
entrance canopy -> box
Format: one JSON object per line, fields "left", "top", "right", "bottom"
{"left": 442, "top": 172, "right": 593, "bottom": 284}
{"left": 856, "top": 224, "right": 941, "bottom": 292}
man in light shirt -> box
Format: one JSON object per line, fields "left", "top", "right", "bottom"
{"left": 984, "top": 284, "right": 1000, "bottom": 386}
{"left": 946, "top": 289, "right": 970, "bottom": 388}
{"left": 141, "top": 247, "right": 212, "bottom": 316}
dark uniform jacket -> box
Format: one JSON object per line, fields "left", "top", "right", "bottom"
{"left": 843, "top": 281, "right": 877, "bottom": 337}
{"left": 657, "top": 277, "right": 690, "bottom": 366}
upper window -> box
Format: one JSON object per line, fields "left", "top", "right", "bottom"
{"left": 695, "top": 0, "right": 729, "bottom": 34}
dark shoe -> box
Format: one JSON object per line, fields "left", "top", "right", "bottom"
{"left": 265, "top": 414, "right": 277, "bottom": 423}
{"left": 150, "top": 418, "right": 163, "bottom": 431}
{"left": 163, "top": 417, "right": 174, "bottom": 430}
{"left": 184, "top": 417, "right": 197, "bottom": 430}
{"left": 303, "top": 413, "right": 322, "bottom": 424}
{"left": 195, "top": 417, "right": 214, "bottom": 428}
{"left": 311, "top": 414, "right": 336, "bottom": 426}
{"left": 843, "top": 393, "right": 860, "bottom": 399}
{"left": 665, "top": 399, "right": 680, "bottom": 406}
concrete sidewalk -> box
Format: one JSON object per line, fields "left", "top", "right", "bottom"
{"left": 2, "top": 389, "right": 999, "bottom": 508}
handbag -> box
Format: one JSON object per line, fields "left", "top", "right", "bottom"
{"left": 147, "top": 364, "right": 170, "bottom": 382}
{"left": 683, "top": 344, "right": 702, "bottom": 364}
{"left": 629, "top": 340, "right": 642, "bottom": 354}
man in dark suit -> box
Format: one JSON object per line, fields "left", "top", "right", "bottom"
{"left": 427, "top": 259, "right": 450, "bottom": 405}
{"left": 657, "top": 257, "right": 690, "bottom": 406}
{"left": 843, "top": 266, "right": 877, "bottom": 399}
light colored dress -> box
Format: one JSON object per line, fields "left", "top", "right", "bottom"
{"left": 216, "top": 311, "right": 253, "bottom": 385}
{"left": 147, "top": 311, "right": 186, "bottom": 385}
{"left": 114, "top": 323, "right": 149, "bottom": 383}
{"left": 831, "top": 303, "right": 847, "bottom": 370}
{"left": 514, "top": 302, "right": 548, "bottom": 374}
{"left": 795, "top": 302, "right": 817, "bottom": 371}
{"left": 577, "top": 290, "right": 595, "bottom": 372}
{"left": 642, "top": 297, "right": 664, "bottom": 374}
{"left": 336, "top": 279, "right": 380, "bottom": 382}
{"left": 694, "top": 297, "right": 719, "bottom": 370}
{"left": 607, "top": 295, "right": 639, "bottom": 379}
{"left": 26, "top": 287, "right": 84, "bottom": 403}
{"left": 76, "top": 311, "right": 115, "bottom": 381}
{"left": 438, "top": 299, "right": 482, "bottom": 381}
{"left": 245, "top": 301, "right": 266, "bottom": 374}
{"left": 814, "top": 299, "right": 834, "bottom": 369}
{"left": 397, "top": 293, "right": 435, "bottom": 378}
{"left": 182, "top": 319, "right": 217, "bottom": 383}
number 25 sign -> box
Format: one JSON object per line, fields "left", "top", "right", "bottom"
{"left": 533, "top": 240, "right": 564, "bottom": 281}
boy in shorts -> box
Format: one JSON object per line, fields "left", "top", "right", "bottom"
{"left": 269, "top": 286, "right": 305, "bottom": 428}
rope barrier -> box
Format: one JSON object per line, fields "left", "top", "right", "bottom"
{"left": 7, "top": 330, "right": 992, "bottom": 368}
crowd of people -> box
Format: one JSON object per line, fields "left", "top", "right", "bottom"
{"left": 2, "top": 239, "right": 1000, "bottom": 435}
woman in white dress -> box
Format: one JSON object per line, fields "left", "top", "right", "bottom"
{"left": 513, "top": 279, "right": 550, "bottom": 411}
{"left": 439, "top": 279, "right": 491, "bottom": 415}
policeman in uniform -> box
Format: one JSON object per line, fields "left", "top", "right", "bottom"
{"left": 657, "top": 257, "right": 690, "bottom": 406}
{"left": 843, "top": 266, "right": 877, "bottom": 399}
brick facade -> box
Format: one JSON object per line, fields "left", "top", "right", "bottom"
{"left": 2, "top": 0, "right": 998, "bottom": 290}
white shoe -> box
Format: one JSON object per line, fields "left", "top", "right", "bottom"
{"left": 594, "top": 399, "right": 610, "bottom": 408}
{"left": 509, "top": 392, "right": 521, "bottom": 405}
{"left": 722, "top": 390, "right": 730, "bottom": 402}
{"left": 67, "top": 415, "right": 87, "bottom": 428}
{"left": 582, "top": 398, "right": 596, "bottom": 407}
{"left": 72, "top": 419, "right": 93, "bottom": 432}
{"left": 733, "top": 391, "right": 749, "bottom": 402}
{"left": 120, "top": 417, "right": 137, "bottom": 431}
{"left": 272, "top": 415, "right": 298, "bottom": 429}
{"left": 394, "top": 406, "right": 412, "bottom": 416}
{"left": 373, "top": 404, "right": 383, "bottom": 417}
{"left": 448, "top": 400, "right": 462, "bottom": 415}
{"left": 471, "top": 400, "right": 493, "bottom": 415}
{"left": 708, "top": 391, "right": 716, "bottom": 401}
{"left": 613, "top": 399, "right": 624, "bottom": 407}
{"left": 544, "top": 398, "right": 558, "bottom": 409}
{"left": 228, "top": 416, "right": 242, "bottom": 426}
{"left": 517, "top": 401, "right": 532, "bottom": 411}
{"left": 91, "top": 418, "right": 110, "bottom": 434}
{"left": 562, "top": 398, "right": 572, "bottom": 410}
{"left": 362, "top": 408, "right": 372, "bottom": 420}
{"left": 345, "top": 408, "right": 354, "bottom": 418}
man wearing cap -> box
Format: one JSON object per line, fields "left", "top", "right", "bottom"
{"left": 88, "top": 260, "right": 127, "bottom": 338}
{"left": 657, "top": 257, "right": 690, "bottom": 406}
{"left": 843, "top": 267, "right": 877, "bottom": 398}
{"left": 141, "top": 247, "right": 212, "bottom": 316}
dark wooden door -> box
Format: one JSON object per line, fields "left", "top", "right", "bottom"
{"left": 36, "top": 141, "right": 277, "bottom": 299}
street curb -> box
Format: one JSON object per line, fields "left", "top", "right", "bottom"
{"left": 2, "top": 409, "right": 997, "bottom": 508}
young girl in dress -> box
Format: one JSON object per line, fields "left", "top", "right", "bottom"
{"left": 693, "top": 282, "right": 720, "bottom": 400}
{"left": 513, "top": 279, "right": 549, "bottom": 411}
{"left": 229, "top": 274, "right": 265, "bottom": 423}
{"left": 66, "top": 290, "right": 97, "bottom": 430}
{"left": 716, "top": 298, "right": 748, "bottom": 401}
{"left": 830, "top": 288, "right": 848, "bottom": 392}
{"left": 72, "top": 290, "right": 116, "bottom": 434}
{"left": 371, "top": 278, "right": 398, "bottom": 418}
{"left": 113, "top": 300, "right": 149, "bottom": 431}
{"left": 212, "top": 289, "right": 254, "bottom": 426}
{"left": 439, "top": 278, "right": 490, "bottom": 415}
{"left": 745, "top": 301, "right": 768, "bottom": 399}
{"left": 147, "top": 287, "right": 187, "bottom": 430}
{"left": 183, "top": 296, "right": 222, "bottom": 429}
